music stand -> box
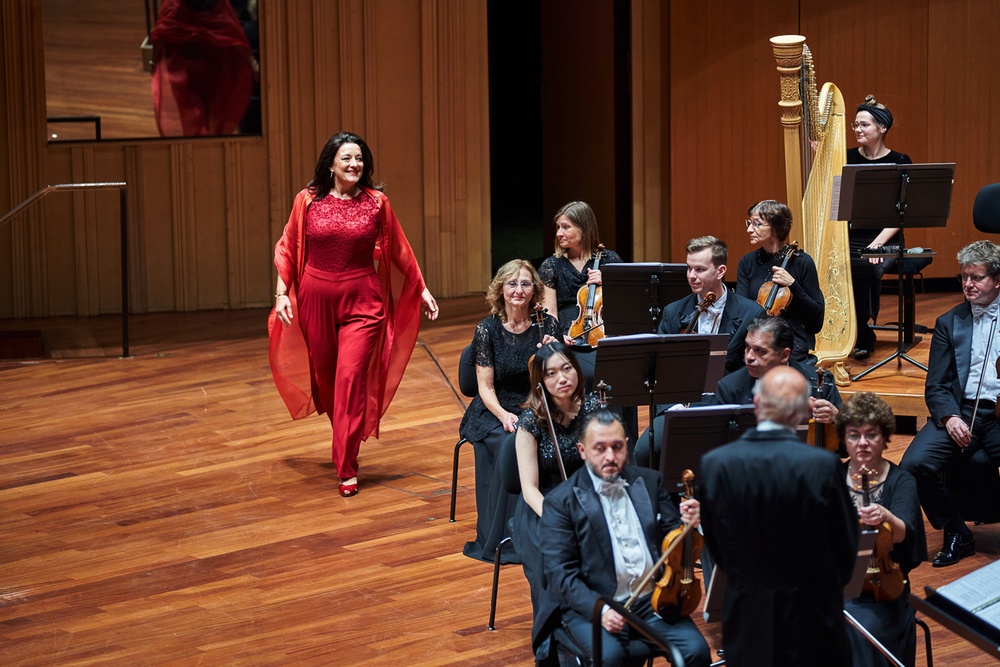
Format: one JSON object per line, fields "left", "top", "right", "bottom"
{"left": 836, "top": 163, "right": 955, "bottom": 381}
{"left": 658, "top": 405, "right": 757, "bottom": 485}
{"left": 602, "top": 263, "right": 689, "bottom": 336}
{"left": 592, "top": 333, "right": 728, "bottom": 468}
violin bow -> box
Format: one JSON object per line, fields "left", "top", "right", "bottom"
{"left": 538, "top": 383, "right": 568, "bottom": 482}
{"left": 970, "top": 314, "right": 999, "bottom": 428}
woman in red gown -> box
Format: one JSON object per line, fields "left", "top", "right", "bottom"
{"left": 269, "top": 132, "right": 439, "bottom": 497}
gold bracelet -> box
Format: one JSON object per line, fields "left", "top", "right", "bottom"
{"left": 275, "top": 292, "right": 287, "bottom": 299}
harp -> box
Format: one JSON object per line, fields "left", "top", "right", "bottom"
{"left": 771, "top": 35, "right": 856, "bottom": 386}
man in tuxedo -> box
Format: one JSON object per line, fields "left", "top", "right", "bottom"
{"left": 700, "top": 367, "right": 858, "bottom": 666}
{"left": 710, "top": 315, "right": 841, "bottom": 420}
{"left": 900, "top": 240, "right": 1000, "bottom": 566}
{"left": 658, "top": 235, "right": 765, "bottom": 373}
{"left": 633, "top": 237, "right": 765, "bottom": 466}
{"left": 535, "top": 409, "right": 710, "bottom": 667}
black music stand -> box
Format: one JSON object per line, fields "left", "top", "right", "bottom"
{"left": 592, "top": 333, "right": 727, "bottom": 469}
{"left": 911, "top": 586, "right": 1000, "bottom": 661}
{"left": 601, "top": 263, "right": 689, "bottom": 336}
{"left": 658, "top": 405, "right": 757, "bottom": 485}
{"left": 837, "top": 163, "right": 955, "bottom": 381}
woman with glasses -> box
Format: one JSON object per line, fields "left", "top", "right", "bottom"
{"left": 735, "top": 200, "right": 825, "bottom": 362}
{"left": 460, "top": 260, "right": 560, "bottom": 563}
{"left": 837, "top": 392, "right": 926, "bottom": 667}
{"left": 847, "top": 95, "right": 913, "bottom": 358}
{"left": 538, "top": 201, "right": 622, "bottom": 339}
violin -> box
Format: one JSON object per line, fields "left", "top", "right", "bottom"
{"left": 806, "top": 367, "right": 839, "bottom": 453}
{"left": 625, "top": 471, "right": 703, "bottom": 616}
{"left": 650, "top": 470, "right": 703, "bottom": 616}
{"left": 595, "top": 381, "right": 612, "bottom": 409}
{"left": 755, "top": 241, "right": 800, "bottom": 316}
{"left": 569, "top": 245, "right": 606, "bottom": 346}
{"left": 681, "top": 292, "right": 717, "bottom": 334}
{"left": 852, "top": 466, "right": 906, "bottom": 602}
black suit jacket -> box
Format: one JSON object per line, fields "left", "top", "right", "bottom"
{"left": 925, "top": 301, "right": 974, "bottom": 426}
{"left": 658, "top": 290, "right": 765, "bottom": 373}
{"left": 709, "top": 360, "right": 842, "bottom": 408}
{"left": 533, "top": 465, "right": 681, "bottom": 650}
{"left": 700, "top": 427, "right": 858, "bottom": 666}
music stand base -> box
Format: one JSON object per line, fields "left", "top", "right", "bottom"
{"left": 852, "top": 350, "right": 929, "bottom": 382}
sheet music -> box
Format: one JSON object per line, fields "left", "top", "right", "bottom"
{"left": 937, "top": 559, "right": 1000, "bottom": 627}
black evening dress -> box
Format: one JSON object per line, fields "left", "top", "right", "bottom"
{"left": 736, "top": 247, "right": 825, "bottom": 362}
{"left": 843, "top": 462, "right": 927, "bottom": 667}
{"left": 845, "top": 148, "right": 912, "bottom": 352}
{"left": 538, "top": 250, "right": 623, "bottom": 336}
{"left": 511, "top": 407, "right": 586, "bottom": 616}
{"left": 459, "top": 312, "right": 560, "bottom": 563}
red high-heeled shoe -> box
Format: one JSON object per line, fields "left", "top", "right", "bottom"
{"left": 339, "top": 481, "right": 358, "bottom": 497}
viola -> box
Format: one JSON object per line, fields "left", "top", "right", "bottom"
{"left": 651, "top": 470, "right": 703, "bottom": 616}
{"left": 852, "top": 466, "right": 906, "bottom": 602}
{"left": 569, "top": 245, "right": 606, "bottom": 347}
{"left": 756, "top": 241, "right": 800, "bottom": 316}
{"left": 806, "top": 367, "right": 839, "bottom": 452}
{"left": 681, "top": 292, "right": 717, "bottom": 334}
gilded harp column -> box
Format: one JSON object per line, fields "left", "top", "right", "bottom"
{"left": 770, "top": 35, "right": 806, "bottom": 244}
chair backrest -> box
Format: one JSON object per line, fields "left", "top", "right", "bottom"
{"left": 974, "top": 183, "right": 1000, "bottom": 234}
{"left": 458, "top": 343, "right": 478, "bottom": 398}
{"left": 498, "top": 431, "right": 521, "bottom": 495}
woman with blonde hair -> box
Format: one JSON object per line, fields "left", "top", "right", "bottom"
{"left": 460, "top": 260, "right": 559, "bottom": 562}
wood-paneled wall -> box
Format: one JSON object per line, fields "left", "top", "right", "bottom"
{"left": 666, "top": 0, "right": 1000, "bottom": 278}
{"left": 0, "top": 0, "right": 491, "bottom": 319}
{"left": 3, "top": 0, "right": 996, "bottom": 320}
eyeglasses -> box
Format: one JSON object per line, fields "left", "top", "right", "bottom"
{"left": 505, "top": 281, "right": 534, "bottom": 290}
{"left": 958, "top": 273, "right": 993, "bottom": 284}
{"left": 844, "top": 430, "right": 882, "bottom": 444}
{"left": 851, "top": 121, "right": 876, "bottom": 130}
{"left": 745, "top": 219, "right": 770, "bottom": 229}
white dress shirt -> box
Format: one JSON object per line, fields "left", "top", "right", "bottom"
{"left": 964, "top": 294, "right": 1000, "bottom": 401}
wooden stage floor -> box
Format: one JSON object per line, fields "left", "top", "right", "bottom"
{"left": 1, "top": 291, "right": 997, "bottom": 666}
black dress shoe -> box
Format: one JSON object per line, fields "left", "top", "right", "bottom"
{"left": 932, "top": 533, "right": 975, "bottom": 567}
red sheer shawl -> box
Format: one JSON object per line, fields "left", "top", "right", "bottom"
{"left": 150, "top": 0, "right": 253, "bottom": 136}
{"left": 268, "top": 188, "right": 426, "bottom": 440}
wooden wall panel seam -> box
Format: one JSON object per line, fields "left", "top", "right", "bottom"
{"left": 363, "top": 0, "right": 378, "bottom": 154}
{"left": 224, "top": 141, "right": 246, "bottom": 308}
{"left": 124, "top": 145, "right": 148, "bottom": 314}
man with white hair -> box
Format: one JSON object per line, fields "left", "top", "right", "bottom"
{"left": 699, "top": 367, "right": 858, "bottom": 666}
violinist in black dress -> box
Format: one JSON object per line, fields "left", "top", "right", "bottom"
{"left": 735, "top": 200, "right": 824, "bottom": 363}
{"left": 838, "top": 392, "right": 926, "bottom": 667}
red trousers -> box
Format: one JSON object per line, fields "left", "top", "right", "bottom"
{"left": 297, "top": 265, "right": 385, "bottom": 478}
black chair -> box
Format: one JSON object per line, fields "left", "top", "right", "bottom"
{"left": 488, "top": 431, "right": 520, "bottom": 630}
{"left": 450, "top": 343, "right": 479, "bottom": 522}
{"left": 873, "top": 254, "right": 935, "bottom": 342}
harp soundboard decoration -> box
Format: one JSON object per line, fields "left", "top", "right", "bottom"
{"left": 770, "top": 35, "right": 856, "bottom": 386}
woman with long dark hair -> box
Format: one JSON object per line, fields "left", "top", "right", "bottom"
{"left": 269, "top": 132, "right": 438, "bottom": 497}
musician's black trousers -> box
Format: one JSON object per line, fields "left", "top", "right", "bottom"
{"left": 899, "top": 403, "right": 1000, "bottom": 533}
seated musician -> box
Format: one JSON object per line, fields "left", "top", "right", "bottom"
{"left": 736, "top": 200, "right": 825, "bottom": 363}
{"left": 837, "top": 392, "right": 927, "bottom": 667}
{"left": 900, "top": 240, "right": 1000, "bottom": 567}
{"left": 658, "top": 235, "right": 765, "bottom": 374}
{"left": 635, "top": 315, "right": 841, "bottom": 470}
{"left": 632, "top": 237, "right": 765, "bottom": 466}
{"left": 533, "top": 409, "right": 711, "bottom": 667}
{"left": 700, "top": 367, "right": 859, "bottom": 666}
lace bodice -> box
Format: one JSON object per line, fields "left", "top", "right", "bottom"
{"left": 305, "top": 192, "right": 380, "bottom": 272}
{"left": 537, "top": 251, "right": 623, "bottom": 334}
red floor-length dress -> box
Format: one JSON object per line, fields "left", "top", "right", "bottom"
{"left": 268, "top": 188, "right": 425, "bottom": 477}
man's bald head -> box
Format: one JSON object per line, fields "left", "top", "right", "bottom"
{"left": 753, "top": 366, "right": 810, "bottom": 427}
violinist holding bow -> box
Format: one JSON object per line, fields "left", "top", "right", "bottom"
{"left": 838, "top": 392, "right": 927, "bottom": 667}
{"left": 535, "top": 409, "right": 711, "bottom": 667}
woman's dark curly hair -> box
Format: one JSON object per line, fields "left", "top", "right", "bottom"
{"left": 307, "top": 132, "right": 384, "bottom": 200}
{"left": 834, "top": 391, "right": 896, "bottom": 443}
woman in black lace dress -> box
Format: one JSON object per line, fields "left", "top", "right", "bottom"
{"left": 538, "top": 201, "right": 622, "bottom": 338}
{"left": 837, "top": 392, "right": 926, "bottom": 667}
{"left": 735, "top": 200, "right": 825, "bottom": 363}
{"left": 460, "top": 259, "right": 560, "bottom": 563}
{"left": 512, "top": 342, "right": 588, "bottom": 615}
